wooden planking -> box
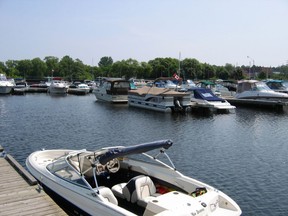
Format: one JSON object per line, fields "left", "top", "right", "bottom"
{"left": 0, "top": 157, "right": 67, "bottom": 216}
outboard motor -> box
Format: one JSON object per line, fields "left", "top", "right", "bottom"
{"left": 174, "top": 99, "right": 183, "bottom": 110}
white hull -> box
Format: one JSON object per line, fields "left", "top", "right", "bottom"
{"left": 49, "top": 87, "right": 68, "bottom": 94}
{"left": 128, "top": 94, "right": 191, "bottom": 113}
{"left": 94, "top": 91, "right": 128, "bottom": 103}
{"left": 191, "top": 99, "right": 235, "bottom": 111}
{"left": 0, "top": 86, "right": 13, "bottom": 94}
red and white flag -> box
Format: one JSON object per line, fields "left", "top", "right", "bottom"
{"left": 173, "top": 73, "right": 180, "bottom": 80}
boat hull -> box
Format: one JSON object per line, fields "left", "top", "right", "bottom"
{"left": 0, "top": 86, "right": 13, "bottom": 94}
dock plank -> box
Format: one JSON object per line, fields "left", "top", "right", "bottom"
{"left": 0, "top": 157, "right": 67, "bottom": 216}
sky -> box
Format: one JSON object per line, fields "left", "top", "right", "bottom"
{"left": 0, "top": 0, "right": 287, "bottom": 67}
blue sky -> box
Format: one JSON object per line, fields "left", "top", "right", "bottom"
{"left": 0, "top": 0, "right": 287, "bottom": 67}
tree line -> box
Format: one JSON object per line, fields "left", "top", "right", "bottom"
{"left": 1, "top": 55, "right": 288, "bottom": 81}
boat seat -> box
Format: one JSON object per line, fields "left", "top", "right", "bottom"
{"left": 113, "top": 175, "right": 159, "bottom": 207}
{"left": 98, "top": 186, "right": 118, "bottom": 205}
{"left": 112, "top": 183, "right": 127, "bottom": 199}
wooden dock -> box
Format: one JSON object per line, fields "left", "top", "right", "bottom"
{"left": 0, "top": 154, "right": 67, "bottom": 216}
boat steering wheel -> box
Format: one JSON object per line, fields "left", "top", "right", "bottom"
{"left": 106, "top": 158, "right": 120, "bottom": 173}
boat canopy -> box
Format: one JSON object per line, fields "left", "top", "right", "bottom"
{"left": 190, "top": 88, "right": 224, "bottom": 101}
{"left": 98, "top": 139, "right": 173, "bottom": 165}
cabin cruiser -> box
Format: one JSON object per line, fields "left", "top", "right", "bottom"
{"left": 0, "top": 73, "right": 15, "bottom": 94}
{"left": 68, "top": 82, "right": 90, "bottom": 95}
{"left": 48, "top": 79, "right": 68, "bottom": 94}
{"left": 187, "top": 87, "right": 235, "bottom": 113}
{"left": 235, "top": 80, "right": 288, "bottom": 100}
{"left": 94, "top": 78, "right": 131, "bottom": 103}
{"left": 265, "top": 80, "right": 288, "bottom": 94}
{"left": 128, "top": 86, "right": 191, "bottom": 113}
{"left": 26, "top": 140, "right": 242, "bottom": 216}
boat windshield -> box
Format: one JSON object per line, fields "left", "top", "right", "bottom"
{"left": 113, "top": 81, "right": 130, "bottom": 88}
{"left": 254, "top": 82, "right": 271, "bottom": 91}
{"left": 47, "top": 157, "right": 87, "bottom": 187}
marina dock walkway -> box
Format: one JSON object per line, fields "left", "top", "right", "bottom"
{"left": 0, "top": 155, "right": 67, "bottom": 216}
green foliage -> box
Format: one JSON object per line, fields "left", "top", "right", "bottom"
{"left": 1, "top": 55, "right": 288, "bottom": 81}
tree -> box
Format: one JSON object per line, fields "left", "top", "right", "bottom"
{"left": 31, "top": 58, "right": 47, "bottom": 79}
{"left": 44, "top": 56, "right": 59, "bottom": 77}
{"left": 98, "top": 56, "right": 113, "bottom": 67}
{"left": 181, "top": 58, "right": 202, "bottom": 80}
{"left": 59, "top": 55, "right": 74, "bottom": 79}
{"left": 5, "top": 60, "right": 19, "bottom": 77}
{"left": 16, "top": 60, "right": 32, "bottom": 78}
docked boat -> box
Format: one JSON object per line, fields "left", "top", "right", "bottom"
{"left": 26, "top": 139, "right": 242, "bottom": 216}
{"left": 48, "top": 79, "right": 68, "bottom": 94}
{"left": 235, "top": 80, "right": 288, "bottom": 100}
{"left": 188, "top": 87, "right": 235, "bottom": 113}
{"left": 265, "top": 80, "right": 288, "bottom": 94}
{"left": 94, "top": 78, "right": 131, "bottom": 103}
{"left": 68, "top": 82, "right": 90, "bottom": 95}
{"left": 13, "top": 79, "right": 29, "bottom": 95}
{"left": 128, "top": 86, "right": 191, "bottom": 113}
{"left": 0, "top": 73, "right": 15, "bottom": 94}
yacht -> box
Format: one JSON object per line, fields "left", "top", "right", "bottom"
{"left": 0, "top": 73, "right": 15, "bottom": 94}
{"left": 94, "top": 78, "right": 131, "bottom": 103}
{"left": 48, "top": 79, "right": 68, "bottom": 94}
{"left": 235, "top": 80, "right": 288, "bottom": 100}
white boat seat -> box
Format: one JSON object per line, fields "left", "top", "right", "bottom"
{"left": 98, "top": 186, "right": 118, "bottom": 205}
{"left": 112, "top": 183, "right": 127, "bottom": 199}
{"left": 121, "top": 175, "right": 159, "bottom": 207}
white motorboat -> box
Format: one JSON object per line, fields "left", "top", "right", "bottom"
{"left": 235, "top": 80, "right": 288, "bottom": 100}
{"left": 26, "top": 140, "right": 242, "bottom": 216}
{"left": 264, "top": 80, "right": 288, "bottom": 94}
{"left": 0, "top": 73, "right": 15, "bottom": 94}
{"left": 128, "top": 86, "right": 191, "bottom": 113}
{"left": 188, "top": 88, "right": 235, "bottom": 113}
{"left": 48, "top": 79, "right": 68, "bottom": 94}
{"left": 68, "top": 82, "right": 90, "bottom": 95}
{"left": 94, "top": 78, "right": 131, "bottom": 103}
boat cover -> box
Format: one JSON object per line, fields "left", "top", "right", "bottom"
{"left": 98, "top": 139, "right": 173, "bottom": 165}
{"left": 191, "top": 88, "right": 224, "bottom": 102}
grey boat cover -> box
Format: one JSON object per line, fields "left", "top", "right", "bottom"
{"left": 98, "top": 139, "right": 173, "bottom": 165}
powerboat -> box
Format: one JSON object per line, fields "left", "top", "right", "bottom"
{"left": 26, "top": 140, "right": 242, "bottom": 216}
{"left": 94, "top": 78, "right": 131, "bottom": 103}
{"left": 264, "top": 80, "right": 288, "bottom": 94}
{"left": 187, "top": 87, "right": 235, "bottom": 113}
{"left": 0, "top": 73, "right": 15, "bottom": 94}
{"left": 128, "top": 86, "right": 191, "bottom": 113}
{"left": 48, "top": 79, "right": 68, "bottom": 94}
{"left": 68, "top": 82, "right": 90, "bottom": 95}
{"left": 235, "top": 80, "right": 288, "bottom": 100}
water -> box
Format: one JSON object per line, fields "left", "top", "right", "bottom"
{"left": 1, "top": 93, "right": 288, "bottom": 216}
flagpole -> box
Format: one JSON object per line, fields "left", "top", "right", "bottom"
{"left": 178, "top": 52, "right": 181, "bottom": 78}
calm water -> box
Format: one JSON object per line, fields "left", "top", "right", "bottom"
{"left": 1, "top": 93, "right": 288, "bottom": 216}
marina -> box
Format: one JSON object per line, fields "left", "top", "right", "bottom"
{"left": 1, "top": 93, "right": 288, "bottom": 215}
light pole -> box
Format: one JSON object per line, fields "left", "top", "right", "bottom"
{"left": 247, "top": 56, "right": 255, "bottom": 79}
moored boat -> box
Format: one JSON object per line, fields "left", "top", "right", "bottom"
{"left": 94, "top": 78, "right": 131, "bottom": 103}
{"left": 235, "top": 80, "right": 288, "bottom": 100}
{"left": 187, "top": 87, "right": 235, "bottom": 113}
{"left": 26, "top": 139, "right": 242, "bottom": 216}
{"left": 48, "top": 79, "right": 68, "bottom": 95}
{"left": 0, "top": 74, "right": 15, "bottom": 94}
{"left": 128, "top": 86, "right": 191, "bottom": 113}
{"left": 68, "top": 82, "right": 90, "bottom": 95}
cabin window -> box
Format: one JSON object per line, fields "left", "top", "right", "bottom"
{"left": 114, "top": 82, "right": 129, "bottom": 88}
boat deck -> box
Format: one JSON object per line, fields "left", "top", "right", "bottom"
{"left": 0, "top": 151, "right": 67, "bottom": 216}
{"left": 224, "top": 96, "right": 288, "bottom": 111}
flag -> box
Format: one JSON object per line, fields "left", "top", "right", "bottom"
{"left": 173, "top": 73, "right": 180, "bottom": 80}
